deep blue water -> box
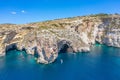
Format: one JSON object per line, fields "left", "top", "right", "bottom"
{"left": 1, "top": 44, "right": 120, "bottom": 80}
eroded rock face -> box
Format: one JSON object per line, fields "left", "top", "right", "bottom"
{"left": 0, "top": 14, "right": 120, "bottom": 64}
{"left": 96, "top": 16, "right": 120, "bottom": 47}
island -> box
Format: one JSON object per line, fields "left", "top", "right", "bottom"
{"left": 0, "top": 14, "right": 120, "bottom": 64}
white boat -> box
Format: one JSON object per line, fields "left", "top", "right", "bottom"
{"left": 60, "top": 59, "right": 63, "bottom": 64}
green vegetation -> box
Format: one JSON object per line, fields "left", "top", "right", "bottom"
{"left": 38, "top": 26, "right": 48, "bottom": 30}
{"left": 51, "top": 23, "right": 59, "bottom": 27}
{"left": 21, "top": 26, "right": 34, "bottom": 30}
{"left": 89, "top": 13, "right": 109, "bottom": 17}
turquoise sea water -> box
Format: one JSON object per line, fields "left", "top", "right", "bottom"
{"left": 0, "top": 44, "right": 120, "bottom": 80}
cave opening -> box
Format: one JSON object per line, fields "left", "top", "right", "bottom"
{"left": 95, "top": 41, "right": 101, "bottom": 45}
{"left": 5, "top": 43, "right": 18, "bottom": 54}
{"left": 59, "top": 44, "right": 70, "bottom": 53}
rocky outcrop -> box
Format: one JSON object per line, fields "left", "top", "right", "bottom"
{"left": 0, "top": 14, "right": 120, "bottom": 64}
{"left": 96, "top": 16, "right": 120, "bottom": 47}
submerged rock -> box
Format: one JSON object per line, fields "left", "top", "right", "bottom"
{"left": 0, "top": 14, "right": 120, "bottom": 64}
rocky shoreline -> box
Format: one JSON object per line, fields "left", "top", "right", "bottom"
{"left": 0, "top": 14, "right": 120, "bottom": 64}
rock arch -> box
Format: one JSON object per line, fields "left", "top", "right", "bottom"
{"left": 5, "top": 43, "right": 18, "bottom": 53}
{"left": 57, "top": 40, "right": 74, "bottom": 53}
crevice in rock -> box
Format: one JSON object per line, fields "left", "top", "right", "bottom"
{"left": 33, "top": 47, "right": 39, "bottom": 58}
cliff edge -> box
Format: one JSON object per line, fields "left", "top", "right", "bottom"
{"left": 0, "top": 14, "right": 120, "bottom": 64}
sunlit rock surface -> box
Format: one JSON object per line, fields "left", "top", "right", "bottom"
{"left": 0, "top": 14, "right": 120, "bottom": 64}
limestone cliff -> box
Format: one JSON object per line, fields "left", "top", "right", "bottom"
{"left": 0, "top": 14, "right": 120, "bottom": 64}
